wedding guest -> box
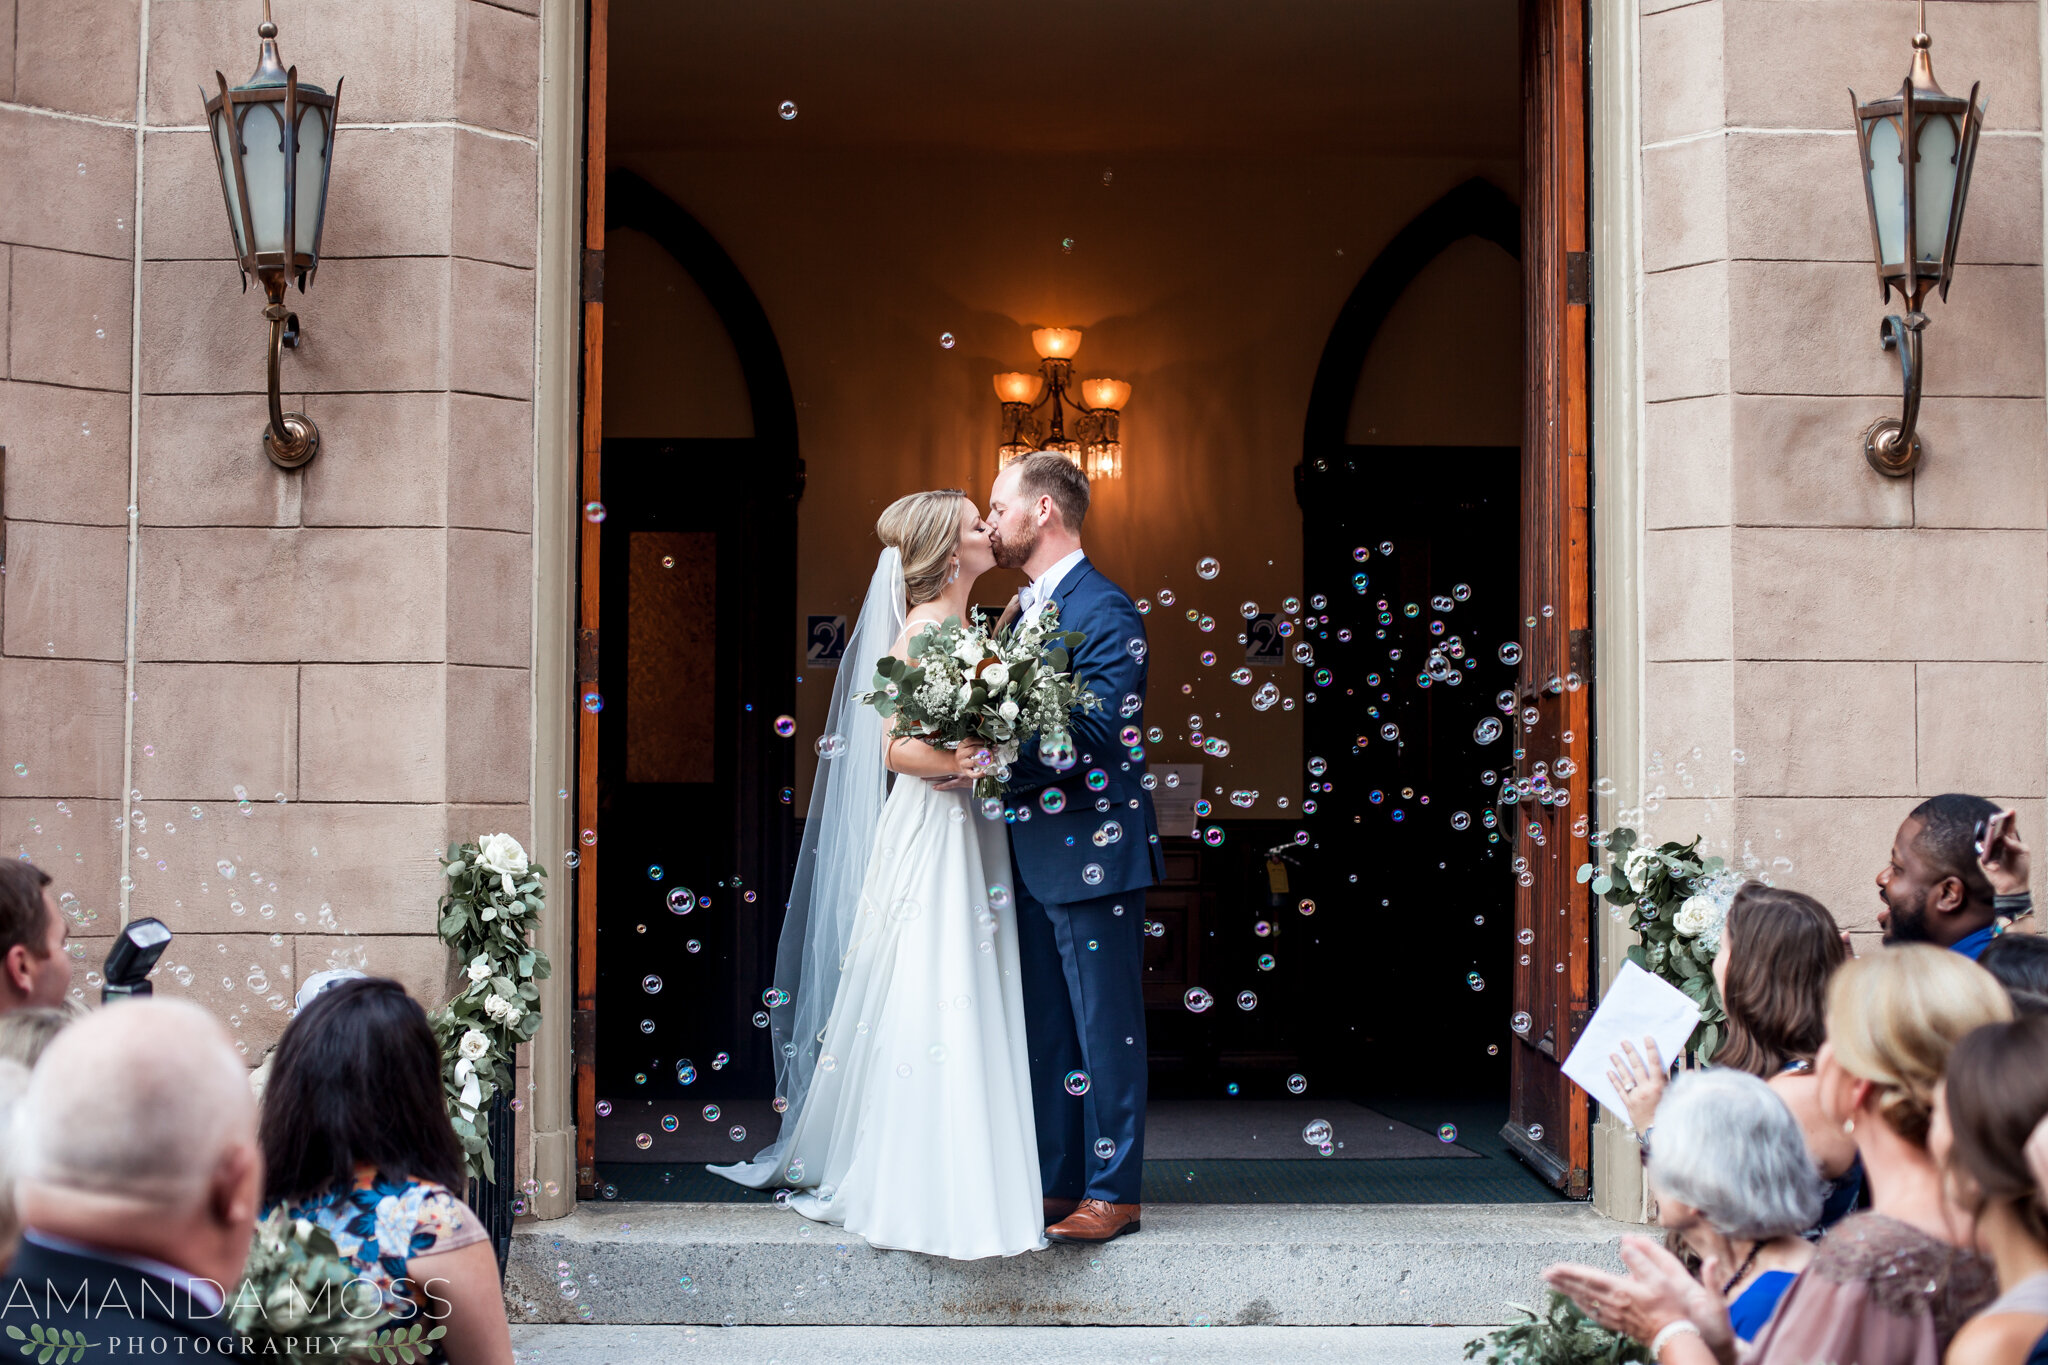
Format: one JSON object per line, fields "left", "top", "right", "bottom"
{"left": 1, "top": 998, "right": 263, "bottom": 1359}
{"left": 261, "top": 976, "right": 512, "bottom": 1365}
{"left": 1877, "top": 794, "right": 2009, "bottom": 958}
{"left": 1931, "top": 1016, "right": 2048, "bottom": 1365}
{"left": 1548, "top": 945, "right": 2008, "bottom": 1365}
{"left": 1643, "top": 1069, "right": 1820, "bottom": 1341}
{"left": 0, "top": 860, "right": 70, "bottom": 1014}
{"left": 0, "top": 1004, "right": 73, "bottom": 1067}
{"left": 0, "top": 1059, "right": 27, "bottom": 1272}
{"left": 1611, "top": 884, "right": 1859, "bottom": 1230}
{"left": 1979, "top": 934, "right": 2048, "bottom": 1017}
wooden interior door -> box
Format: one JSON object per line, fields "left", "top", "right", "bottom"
{"left": 573, "top": 0, "right": 609, "bottom": 1198}
{"left": 1504, "top": 0, "right": 1593, "bottom": 1195}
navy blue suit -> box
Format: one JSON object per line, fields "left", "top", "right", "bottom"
{"left": 1003, "top": 557, "right": 1163, "bottom": 1204}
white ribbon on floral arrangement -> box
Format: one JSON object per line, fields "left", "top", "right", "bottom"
{"left": 454, "top": 1027, "right": 491, "bottom": 1120}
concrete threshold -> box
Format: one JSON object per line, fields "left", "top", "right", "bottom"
{"left": 513, "top": 1324, "right": 1487, "bottom": 1363}
{"left": 506, "top": 1201, "right": 1625, "bottom": 1327}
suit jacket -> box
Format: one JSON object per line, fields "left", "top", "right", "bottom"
{"left": 0, "top": 1237, "right": 251, "bottom": 1361}
{"left": 1003, "top": 556, "right": 1166, "bottom": 903}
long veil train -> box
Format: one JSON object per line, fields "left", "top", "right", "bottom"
{"left": 718, "top": 548, "right": 904, "bottom": 1182}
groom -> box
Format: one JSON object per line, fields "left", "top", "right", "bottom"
{"left": 982, "top": 451, "right": 1162, "bottom": 1243}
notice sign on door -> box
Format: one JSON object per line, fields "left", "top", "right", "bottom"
{"left": 806, "top": 615, "right": 848, "bottom": 667}
{"left": 1244, "top": 613, "right": 1286, "bottom": 666}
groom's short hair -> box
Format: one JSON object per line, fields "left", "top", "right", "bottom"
{"left": 1016, "top": 452, "right": 1090, "bottom": 532}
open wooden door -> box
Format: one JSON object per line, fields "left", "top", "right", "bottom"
{"left": 1504, "top": 0, "right": 1593, "bottom": 1196}
{"left": 572, "top": 0, "right": 608, "bottom": 1198}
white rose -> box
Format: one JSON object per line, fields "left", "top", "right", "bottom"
{"left": 981, "top": 662, "right": 1010, "bottom": 691}
{"left": 1621, "top": 846, "right": 1659, "bottom": 892}
{"left": 954, "top": 637, "right": 982, "bottom": 668}
{"left": 475, "top": 832, "right": 529, "bottom": 896}
{"left": 958, "top": 682, "right": 974, "bottom": 705}
{"left": 457, "top": 1028, "right": 491, "bottom": 1061}
{"left": 466, "top": 954, "right": 492, "bottom": 983}
{"left": 1673, "top": 892, "right": 1715, "bottom": 937}
{"left": 999, "top": 699, "right": 1019, "bottom": 723}
{"left": 502, "top": 1002, "right": 524, "bottom": 1026}
{"left": 483, "top": 992, "right": 512, "bottom": 1021}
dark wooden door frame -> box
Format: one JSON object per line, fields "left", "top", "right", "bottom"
{"left": 573, "top": 10, "right": 802, "bottom": 1187}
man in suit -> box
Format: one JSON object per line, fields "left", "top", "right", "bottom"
{"left": 981, "top": 451, "right": 1164, "bottom": 1243}
{"left": 0, "top": 860, "right": 71, "bottom": 1017}
{"left": 2, "top": 997, "right": 263, "bottom": 1360}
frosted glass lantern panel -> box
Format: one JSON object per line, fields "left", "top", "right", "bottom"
{"left": 293, "top": 104, "right": 331, "bottom": 257}
{"left": 1912, "top": 114, "right": 1960, "bottom": 263}
{"left": 1865, "top": 115, "right": 1906, "bottom": 266}
{"left": 210, "top": 109, "right": 248, "bottom": 255}
{"left": 237, "top": 103, "right": 289, "bottom": 255}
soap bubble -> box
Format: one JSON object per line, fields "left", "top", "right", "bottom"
{"left": 1438, "top": 1124, "right": 1458, "bottom": 1143}
{"left": 1297, "top": 898, "right": 1315, "bottom": 915}
{"left": 1257, "top": 954, "right": 1276, "bottom": 971}
{"left": 1081, "top": 864, "right": 1104, "bottom": 886}
{"left": 730, "top": 1126, "right": 748, "bottom": 1142}
{"left": 1040, "top": 788, "right": 1067, "bottom": 814}
{"left": 1499, "top": 642, "right": 1523, "bottom": 665}
{"left": 816, "top": 733, "right": 847, "bottom": 759}
{"left": 1236, "top": 990, "right": 1257, "bottom": 1010}
{"left": 1196, "top": 556, "right": 1220, "bottom": 580}
{"left": 1453, "top": 583, "right": 1472, "bottom": 601}
{"left": 1064, "top": 1070, "right": 1091, "bottom": 1096}
{"left": 1527, "top": 1124, "right": 1545, "bottom": 1141}
{"left": 1184, "top": 987, "right": 1214, "bottom": 1013}
{"left": 1511, "top": 1011, "right": 1533, "bottom": 1034}
{"left": 667, "top": 888, "right": 694, "bottom": 914}
{"left": 939, "top": 332, "right": 955, "bottom": 349}
{"left": 778, "top": 100, "right": 798, "bottom": 119}
{"left": 1380, "top": 723, "right": 1399, "bottom": 742}
{"left": 1474, "top": 718, "right": 1503, "bottom": 744}
{"left": 773, "top": 715, "right": 796, "bottom": 737}
{"left": 641, "top": 974, "right": 662, "bottom": 994}
{"left": 1307, "top": 758, "right": 1327, "bottom": 776}
{"left": 595, "top": 1101, "right": 613, "bottom": 1117}
{"left": 1158, "top": 588, "right": 1177, "bottom": 606}
{"left": 1303, "top": 1119, "right": 1333, "bottom": 1146}
{"left": 989, "top": 883, "right": 1012, "bottom": 909}
{"left": 647, "top": 864, "right": 664, "bottom": 881}
{"left": 1450, "top": 811, "right": 1471, "bottom": 830}
{"left": 1094, "top": 1138, "right": 1117, "bottom": 1160}
{"left": 1287, "top": 1073, "right": 1308, "bottom": 1094}
{"left": 1240, "top": 601, "right": 1259, "bottom": 618}
{"left": 1467, "top": 972, "right": 1485, "bottom": 991}
{"left": 583, "top": 501, "right": 607, "bottom": 523}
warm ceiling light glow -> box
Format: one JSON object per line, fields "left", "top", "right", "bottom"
{"left": 992, "top": 371, "right": 1044, "bottom": 404}
{"left": 1082, "top": 378, "right": 1131, "bottom": 411}
{"left": 1031, "top": 327, "right": 1083, "bottom": 360}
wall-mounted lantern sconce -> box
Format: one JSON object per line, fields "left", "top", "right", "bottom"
{"left": 994, "top": 328, "right": 1131, "bottom": 480}
{"left": 202, "top": 1, "right": 341, "bottom": 469}
{"left": 1851, "top": 1, "right": 1984, "bottom": 477}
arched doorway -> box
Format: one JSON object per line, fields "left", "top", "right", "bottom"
{"left": 1294, "top": 177, "right": 1523, "bottom": 1109}
{"left": 576, "top": 171, "right": 803, "bottom": 1187}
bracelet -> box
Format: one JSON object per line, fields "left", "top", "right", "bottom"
{"left": 1649, "top": 1320, "right": 1702, "bottom": 1358}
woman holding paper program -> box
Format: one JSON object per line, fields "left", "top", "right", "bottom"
{"left": 1608, "top": 885, "right": 1860, "bottom": 1233}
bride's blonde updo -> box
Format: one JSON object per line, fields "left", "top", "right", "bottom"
{"left": 876, "top": 490, "right": 966, "bottom": 606}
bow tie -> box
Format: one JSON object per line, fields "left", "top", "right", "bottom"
{"left": 1019, "top": 584, "right": 1041, "bottom": 615}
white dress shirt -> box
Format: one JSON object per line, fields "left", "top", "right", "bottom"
{"left": 1019, "top": 549, "right": 1087, "bottom": 619}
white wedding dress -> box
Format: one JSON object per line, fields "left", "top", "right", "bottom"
{"left": 711, "top": 552, "right": 1045, "bottom": 1260}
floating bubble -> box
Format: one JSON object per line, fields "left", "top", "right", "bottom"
{"left": 1511, "top": 1011, "right": 1533, "bottom": 1034}
{"left": 647, "top": 864, "right": 664, "bottom": 881}
{"left": 1158, "top": 588, "right": 1177, "bottom": 606}
{"left": 1499, "top": 642, "right": 1523, "bottom": 665}
{"left": 1203, "top": 827, "right": 1225, "bottom": 847}
{"left": 1094, "top": 1137, "right": 1117, "bottom": 1160}
{"left": 1196, "top": 556, "right": 1220, "bottom": 580}
{"left": 1303, "top": 1119, "right": 1333, "bottom": 1146}
{"left": 596, "top": 1100, "right": 613, "bottom": 1117}
{"left": 641, "top": 974, "right": 663, "bottom": 994}
{"left": 815, "top": 732, "right": 848, "bottom": 759}
{"left": 939, "top": 332, "right": 956, "bottom": 349}
{"left": 1287, "top": 1073, "right": 1308, "bottom": 1094}
{"left": 1184, "top": 987, "right": 1215, "bottom": 1013}
{"left": 1236, "top": 990, "right": 1258, "bottom": 1010}
{"left": 1467, "top": 972, "right": 1485, "bottom": 991}
{"left": 1081, "top": 863, "right": 1105, "bottom": 886}
{"left": 1380, "top": 723, "right": 1399, "bottom": 742}
{"left": 730, "top": 1125, "right": 748, "bottom": 1142}
{"left": 1527, "top": 1124, "right": 1545, "bottom": 1141}
{"left": 1038, "top": 788, "right": 1067, "bottom": 815}
{"left": 778, "top": 100, "right": 798, "bottom": 119}
{"left": 1064, "top": 1070, "right": 1091, "bottom": 1096}
{"left": 1438, "top": 1124, "right": 1458, "bottom": 1143}
{"left": 1474, "top": 718, "right": 1503, "bottom": 744}
{"left": 1450, "top": 811, "right": 1471, "bottom": 830}
{"left": 773, "top": 715, "right": 797, "bottom": 738}
{"left": 1453, "top": 583, "right": 1472, "bottom": 601}
{"left": 583, "top": 501, "right": 607, "bottom": 523}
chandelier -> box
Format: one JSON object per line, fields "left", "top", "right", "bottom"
{"left": 993, "top": 328, "right": 1131, "bottom": 479}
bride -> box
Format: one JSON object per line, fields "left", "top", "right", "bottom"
{"left": 710, "top": 489, "right": 1045, "bottom": 1259}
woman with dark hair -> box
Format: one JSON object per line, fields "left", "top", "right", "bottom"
{"left": 260, "top": 977, "right": 512, "bottom": 1364}
{"left": 1932, "top": 1016, "right": 2048, "bottom": 1365}
{"left": 1614, "top": 883, "right": 1861, "bottom": 1231}
{"left": 1977, "top": 934, "right": 2048, "bottom": 1018}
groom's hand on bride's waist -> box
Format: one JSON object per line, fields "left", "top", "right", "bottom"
{"left": 928, "top": 775, "right": 974, "bottom": 791}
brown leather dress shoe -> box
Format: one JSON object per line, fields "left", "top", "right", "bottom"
{"left": 1043, "top": 1195, "right": 1081, "bottom": 1227}
{"left": 1045, "top": 1199, "right": 1141, "bottom": 1243}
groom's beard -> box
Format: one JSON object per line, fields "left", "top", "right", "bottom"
{"left": 991, "top": 523, "right": 1035, "bottom": 570}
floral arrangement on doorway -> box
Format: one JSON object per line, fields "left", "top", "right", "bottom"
{"left": 226, "top": 1209, "right": 448, "bottom": 1363}
{"left": 434, "top": 833, "right": 551, "bottom": 1181}
{"left": 1577, "top": 826, "right": 1739, "bottom": 1062}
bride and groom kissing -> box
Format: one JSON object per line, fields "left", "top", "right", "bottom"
{"left": 711, "top": 451, "right": 1164, "bottom": 1260}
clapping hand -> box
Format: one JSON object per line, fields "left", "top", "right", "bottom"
{"left": 1543, "top": 1237, "right": 1736, "bottom": 1364}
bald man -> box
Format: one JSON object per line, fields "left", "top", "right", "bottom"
{"left": 1, "top": 998, "right": 263, "bottom": 1359}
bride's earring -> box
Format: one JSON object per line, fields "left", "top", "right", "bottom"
{"left": 1842, "top": 1118, "right": 1856, "bottom": 1135}
{"left": 948, "top": 558, "right": 960, "bottom": 585}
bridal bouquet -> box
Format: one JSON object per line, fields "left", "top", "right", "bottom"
{"left": 857, "top": 604, "right": 1100, "bottom": 800}
{"left": 1577, "top": 826, "right": 1739, "bottom": 1060}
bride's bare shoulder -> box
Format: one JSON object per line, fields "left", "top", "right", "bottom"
{"left": 892, "top": 614, "right": 944, "bottom": 661}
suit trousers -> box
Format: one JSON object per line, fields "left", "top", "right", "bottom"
{"left": 1014, "top": 880, "right": 1148, "bottom": 1204}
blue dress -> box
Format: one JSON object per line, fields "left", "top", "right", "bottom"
{"left": 1728, "top": 1269, "right": 1797, "bottom": 1341}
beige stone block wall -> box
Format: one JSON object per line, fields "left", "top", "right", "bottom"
{"left": 0, "top": 0, "right": 552, "bottom": 1186}
{"left": 1631, "top": 0, "right": 2048, "bottom": 928}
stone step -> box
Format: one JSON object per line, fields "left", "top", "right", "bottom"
{"left": 513, "top": 1324, "right": 1485, "bottom": 1363}
{"left": 507, "top": 1202, "right": 1626, "bottom": 1328}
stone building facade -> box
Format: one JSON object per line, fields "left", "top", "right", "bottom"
{"left": 2, "top": 0, "right": 2043, "bottom": 1223}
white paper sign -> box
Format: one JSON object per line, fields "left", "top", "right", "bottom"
{"left": 1151, "top": 764, "right": 1204, "bottom": 837}
{"left": 1560, "top": 959, "right": 1702, "bottom": 1131}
